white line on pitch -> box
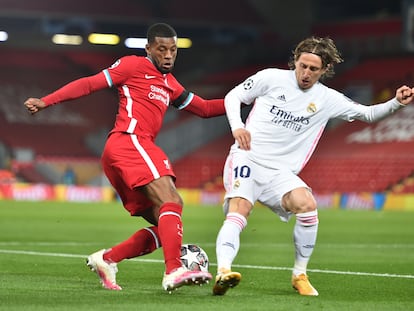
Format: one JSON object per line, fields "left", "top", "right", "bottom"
{"left": 0, "top": 242, "right": 100, "bottom": 246}
{"left": 0, "top": 249, "right": 413, "bottom": 279}
{"left": 1, "top": 241, "right": 412, "bottom": 249}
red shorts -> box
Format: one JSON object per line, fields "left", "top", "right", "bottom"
{"left": 101, "top": 132, "right": 176, "bottom": 216}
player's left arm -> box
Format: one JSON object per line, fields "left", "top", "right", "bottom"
{"left": 172, "top": 89, "right": 226, "bottom": 118}
{"left": 396, "top": 85, "right": 414, "bottom": 105}
{"left": 364, "top": 85, "right": 414, "bottom": 122}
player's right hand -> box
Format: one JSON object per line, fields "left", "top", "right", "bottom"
{"left": 233, "top": 128, "right": 251, "bottom": 150}
{"left": 24, "top": 98, "right": 46, "bottom": 115}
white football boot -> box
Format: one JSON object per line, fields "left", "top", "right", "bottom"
{"left": 162, "top": 266, "right": 212, "bottom": 293}
{"left": 86, "top": 249, "right": 122, "bottom": 290}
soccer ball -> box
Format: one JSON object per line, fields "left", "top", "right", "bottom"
{"left": 180, "top": 244, "right": 209, "bottom": 272}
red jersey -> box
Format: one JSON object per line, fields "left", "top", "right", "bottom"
{"left": 103, "top": 56, "right": 186, "bottom": 139}
{"left": 42, "top": 55, "right": 225, "bottom": 140}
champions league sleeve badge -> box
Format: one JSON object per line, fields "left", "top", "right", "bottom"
{"left": 243, "top": 78, "right": 254, "bottom": 90}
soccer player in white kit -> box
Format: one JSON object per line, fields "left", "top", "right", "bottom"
{"left": 213, "top": 37, "right": 414, "bottom": 296}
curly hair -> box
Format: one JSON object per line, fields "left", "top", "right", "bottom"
{"left": 288, "top": 36, "right": 344, "bottom": 80}
{"left": 147, "top": 23, "right": 177, "bottom": 44}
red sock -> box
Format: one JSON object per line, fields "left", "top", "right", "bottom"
{"left": 103, "top": 226, "right": 160, "bottom": 263}
{"left": 158, "top": 202, "right": 183, "bottom": 274}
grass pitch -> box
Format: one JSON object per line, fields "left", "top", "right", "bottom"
{"left": 0, "top": 200, "right": 413, "bottom": 310}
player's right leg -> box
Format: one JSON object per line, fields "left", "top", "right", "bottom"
{"left": 162, "top": 267, "right": 212, "bottom": 293}
{"left": 213, "top": 269, "right": 242, "bottom": 296}
{"left": 214, "top": 201, "right": 249, "bottom": 295}
{"left": 214, "top": 152, "right": 255, "bottom": 296}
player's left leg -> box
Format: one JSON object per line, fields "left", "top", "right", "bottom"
{"left": 144, "top": 176, "right": 212, "bottom": 292}
{"left": 283, "top": 188, "right": 319, "bottom": 296}
{"left": 291, "top": 210, "right": 319, "bottom": 296}
{"left": 158, "top": 201, "right": 212, "bottom": 292}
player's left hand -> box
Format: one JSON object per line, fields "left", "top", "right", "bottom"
{"left": 396, "top": 85, "right": 414, "bottom": 105}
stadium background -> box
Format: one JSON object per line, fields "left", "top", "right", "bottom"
{"left": 0, "top": 0, "right": 413, "bottom": 210}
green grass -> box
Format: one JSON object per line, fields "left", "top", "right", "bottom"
{"left": 0, "top": 200, "right": 413, "bottom": 310}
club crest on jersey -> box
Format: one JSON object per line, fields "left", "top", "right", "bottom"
{"left": 243, "top": 78, "right": 254, "bottom": 90}
{"left": 307, "top": 103, "right": 317, "bottom": 113}
{"left": 233, "top": 179, "right": 240, "bottom": 189}
{"left": 163, "top": 159, "right": 170, "bottom": 170}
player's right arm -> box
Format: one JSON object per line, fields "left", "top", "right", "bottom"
{"left": 225, "top": 74, "right": 265, "bottom": 151}
{"left": 225, "top": 69, "right": 274, "bottom": 150}
{"left": 24, "top": 72, "right": 109, "bottom": 115}
{"left": 45, "top": 73, "right": 109, "bottom": 106}
{"left": 225, "top": 89, "right": 251, "bottom": 150}
{"left": 24, "top": 97, "right": 47, "bottom": 115}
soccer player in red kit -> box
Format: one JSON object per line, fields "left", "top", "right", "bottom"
{"left": 24, "top": 23, "right": 225, "bottom": 292}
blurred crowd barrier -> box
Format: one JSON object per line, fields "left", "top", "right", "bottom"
{"left": 0, "top": 182, "right": 413, "bottom": 211}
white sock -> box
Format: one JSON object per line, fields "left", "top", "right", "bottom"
{"left": 215, "top": 212, "right": 247, "bottom": 272}
{"left": 293, "top": 210, "right": 319, "bottom": 276}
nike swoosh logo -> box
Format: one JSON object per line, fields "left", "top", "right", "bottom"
{"left": 145, "top": 74, "right": 156, "bottom": 79}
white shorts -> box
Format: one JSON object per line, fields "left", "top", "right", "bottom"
{"left": 222, "top": 146, "right": 309, "bottom": 222}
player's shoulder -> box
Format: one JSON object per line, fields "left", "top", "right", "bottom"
{"left": 250, "top": 68, "right": 291, "bottom": 88}
{"left": 115, "top": 55, "right": 146, "bottom": 65}
{"left": 319, "top": 82, "right": 342, "bottom": 96}
{"left": 123, "top": 55, "right": 147, "bottom": 64}
{"left": 106, "top": 55, "right": 143, "bottom": 70}
{"left": 255, "top": 67, "right": 290, "bottom": 79}
{"left": 316, "top": 81, "right": 347, "bottom": 101}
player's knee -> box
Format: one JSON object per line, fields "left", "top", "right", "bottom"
{"left": 283, "top": 188, "right": 317, "bottom": 214}
{"left": 295, "top": 198, "right": 317, "bottom": 214}
{"left": 159, "top": 191, "right": 183, "bottom": 206}
{"left": 170, "top": 194, "right": 183, "bottom": 206}
{"left": 228, "top": 197, "right": 253, "bottom": 218}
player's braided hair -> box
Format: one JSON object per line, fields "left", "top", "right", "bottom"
{"left": 147, "top": 23, "right": 177, "bottom": 43}
{"left": 288, "top": 36, "right": 344, "bottom": 80}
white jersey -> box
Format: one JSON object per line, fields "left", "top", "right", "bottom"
{"left": 225, "top": 68, "right": 404, "bottom": 174}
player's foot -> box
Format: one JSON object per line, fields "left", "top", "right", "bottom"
{"left": 292, "top": 273, "right": 318, "bottom": 296}
{"left": 212, "top": 269, "right": 241, "bottom": 296}
{"left": 162, "top": 267, "right": 212, "bottom": 293}
{"left": 86, "top": 249, "right": 122, "bottom": 290}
